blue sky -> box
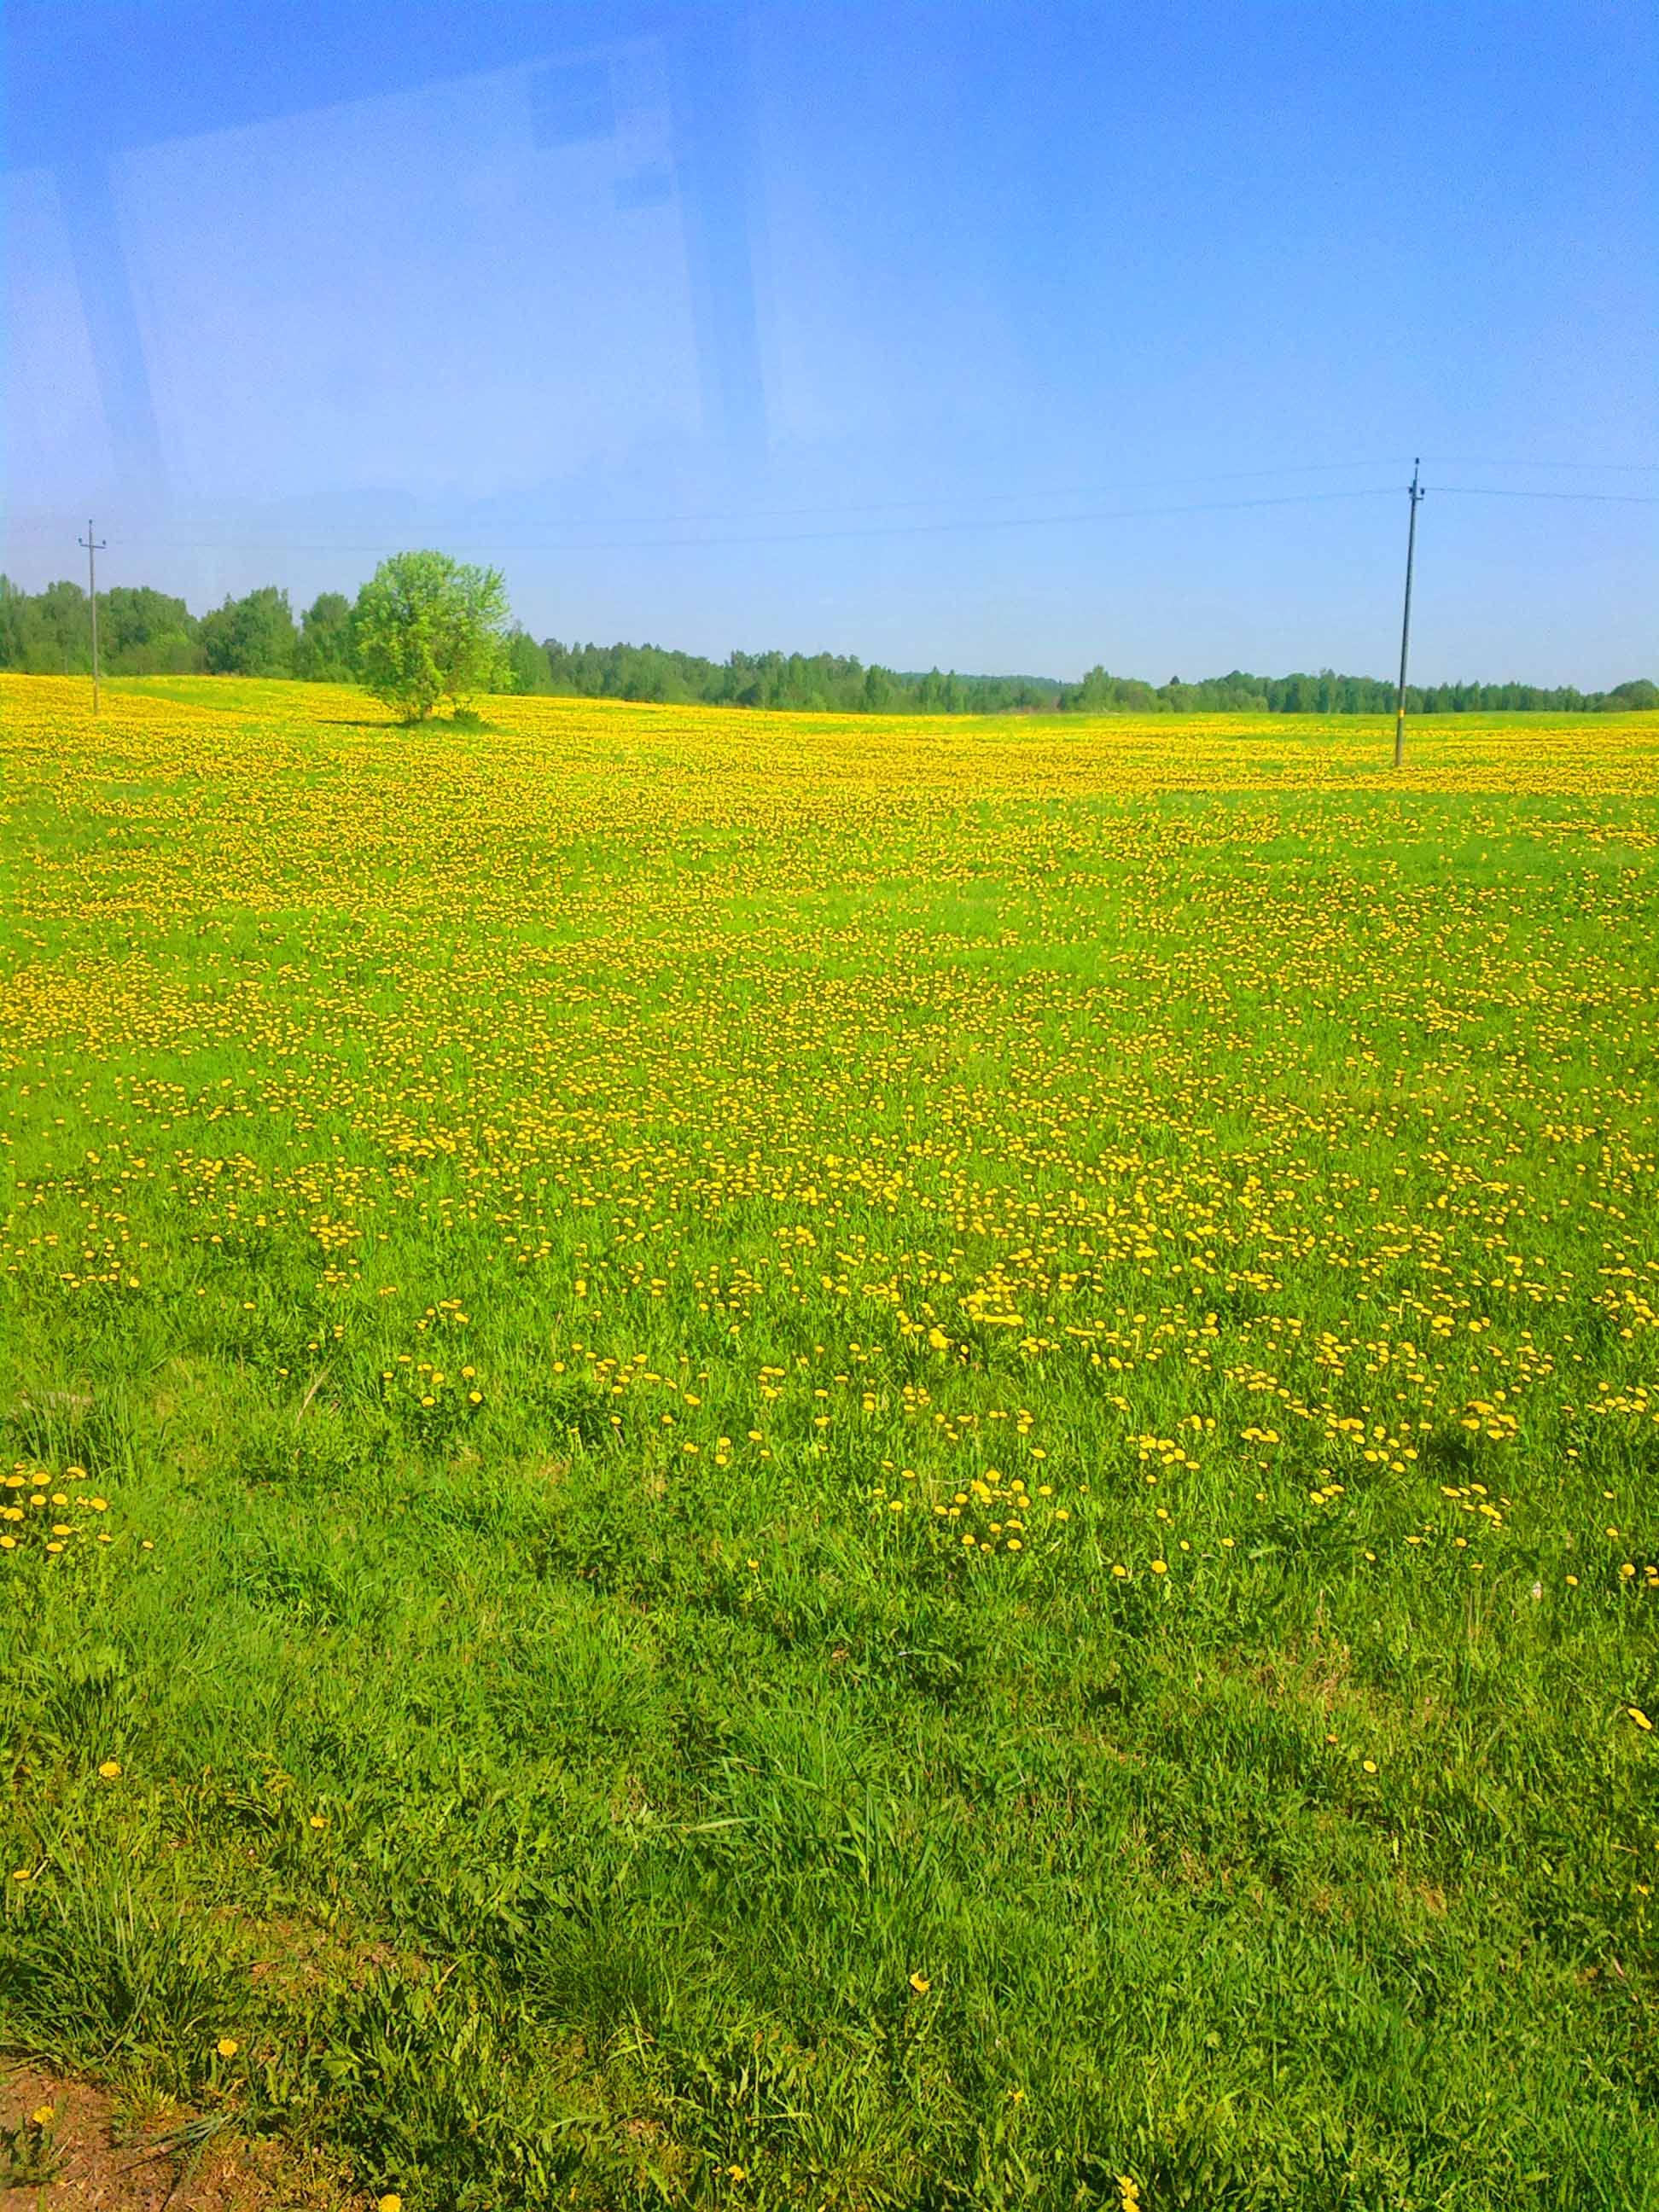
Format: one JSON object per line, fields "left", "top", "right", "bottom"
{"left": 3, "top": 0, "right": 1654, "bottom": 683}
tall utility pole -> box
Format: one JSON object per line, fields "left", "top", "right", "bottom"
{"left": 78, "top": 520, "right": 107, "bottom": 712}
{"left": 1394, "top": 461, "right": 1424, "bottom": 768}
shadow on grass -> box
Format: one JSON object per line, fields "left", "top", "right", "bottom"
{"left": 320, "top": 713, "right": 506, "bottom": 733}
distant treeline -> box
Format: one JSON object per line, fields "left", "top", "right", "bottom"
{"left": 3, "top": 574, "right": 1654, "bottom": 716}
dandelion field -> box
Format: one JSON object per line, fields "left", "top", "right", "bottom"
{"left": 2, "top": 672, "right": 1657, "bottom": 2209}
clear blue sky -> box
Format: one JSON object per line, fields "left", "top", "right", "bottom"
{"left": 3, "top": 0, "right": 1654, "bottom": 683}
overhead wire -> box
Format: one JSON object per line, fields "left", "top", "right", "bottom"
{"left": 2, "top": 457, "right": 1409, "bottom": 544}
{"left": 1419, "top": 457, "right": 1657, "bottom": 474}
{"left": 65, "top": 480, "right": 1659, "bottom": 559}
{"left": 1431, "top": 486, "right": 1658, "bottom": 504}
{"left": 5, "top": 474, "right": 1652, "bottom": 568}
{"left": 20, "top": 486, "right": 1412, "bottom": 559}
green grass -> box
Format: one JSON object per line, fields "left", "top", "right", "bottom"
{"left": 2, "top": 676, "right": 1657, "bottom": 2209}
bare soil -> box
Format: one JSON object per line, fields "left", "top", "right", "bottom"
{"left": 0, "top": 2069, "right": 348, "bottom": 2212}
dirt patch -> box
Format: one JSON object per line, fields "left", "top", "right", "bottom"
{"left": 0, "top": 2066, "right": 349, "bottom": 2211}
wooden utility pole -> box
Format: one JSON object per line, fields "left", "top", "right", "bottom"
{"left": 1394, "top": 461, "right": 1424, "bottom": 768}
{"left": 78, "top": 520, "right": 107, "bottom": 712}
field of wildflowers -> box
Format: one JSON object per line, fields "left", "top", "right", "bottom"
{"left": 2, "top": 672, "right": 1656, "bottom": 2209}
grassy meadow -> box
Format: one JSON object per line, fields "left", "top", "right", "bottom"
{"left": 2, "top": 671, "right": 1657, "bottom": 2209}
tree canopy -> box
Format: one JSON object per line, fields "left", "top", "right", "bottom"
{"left": 352, "top": 551, "right": 510, "bottom": 722}
{"left": 198, "top": 585, "right": 297, "bottom": 678}
{"left": 293, "top": 592, "right": 357, "bottom": 683}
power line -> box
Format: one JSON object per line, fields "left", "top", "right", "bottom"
{"left": 492, "top": 455, "right": 1410, "bottom": 531}
{"left": 8, "top": 456, "right": 1653, "bottom": 553}
{"left": 9, "top": 469, "right": 1655, "bottom": 563}
{"left": 1420, "top": 456, "right": 1658, "bottom": 474}
{"left": 13, "top": 482, "right": 1652, "bottom": 571}
{"left": 1433, "top": 485, "right": 1659, "bottom": 505}
{"left": 53, "top": 486, "right": 1406, "bottom": 560}
{"left": 1, "top": 458, "right": 1410, "bottom": 545}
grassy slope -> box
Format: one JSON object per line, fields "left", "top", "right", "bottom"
{"left": 2, "top": 673, "right": 1657, "bottom": 2210}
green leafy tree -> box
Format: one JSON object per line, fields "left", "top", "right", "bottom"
{"left": 293, "top": 592, "right": 357, "bottom": 682}
{"left": 198, "top": 586, "right": 297, "bottom": 676}
{"left": 353, "top": 551, "right": 510, "bottom": 722}
{"left": 0, "top": 579, "right": 41, "bottom": 669}
{"left": 15, "top": 580, "right": 93, "bottom": 672}
{"left": 502, "top": 627, "right": 554, "bottom": 694}
{"left": 100, "top": 585, "right": 200, "bottom": 672}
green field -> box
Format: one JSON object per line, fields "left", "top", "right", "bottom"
{"left": 3, "top": 674, "right": 1657, "bottom": 2209}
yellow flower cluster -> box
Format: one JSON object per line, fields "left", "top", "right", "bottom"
{"left": 0, "top": 1464, "right": 110, "bottom": 1563}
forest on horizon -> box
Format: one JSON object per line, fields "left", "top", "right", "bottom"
{"left": 3, "top": 572, "right": 1654, "bottom": 718}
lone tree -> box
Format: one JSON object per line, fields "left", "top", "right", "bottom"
{"left": 353, "top": 550, "right": 510, "bottom": 722}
